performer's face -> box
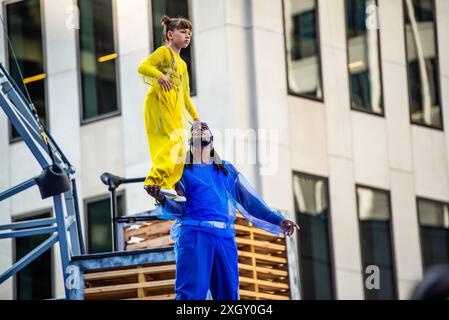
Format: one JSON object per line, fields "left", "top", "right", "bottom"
{"left": 168, "top": 28, "right": 192, "bottom": 48}
{"left": 192, "top": 123, "right": 213, "bottom": 148}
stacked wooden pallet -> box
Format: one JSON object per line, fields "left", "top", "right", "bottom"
{"left": 84, "top": 262, "right": 176, "bottom": 300}
{"left": 84, "top": 214, "right": 290, "bottom": 300}
{"left": 124, "top": 220, "right": 174, "bottom": 251}
{"left": 235, "top": 213, "right": 290, "bottom": 300}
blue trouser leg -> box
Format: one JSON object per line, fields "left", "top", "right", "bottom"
{"left": 175, "top": 227, "right": 239, "bottom": 300}
{"left": 175, "top": 228, "right": 214, "bottom": 300}
{"left": 210, "top": 235, "right": 239, "bottom": 300}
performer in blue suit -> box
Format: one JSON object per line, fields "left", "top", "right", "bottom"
{"left": 146, "top": 122, "right": 299, "bottom": 300}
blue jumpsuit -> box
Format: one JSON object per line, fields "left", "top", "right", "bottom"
{"left": 158, "top": 161, "right": 284, "bottom": 300}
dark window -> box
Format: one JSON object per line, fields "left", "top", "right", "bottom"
{"left": 404, "top": 0, "right": 442, "bottom": 128}
{"left": 79, "top": 0, "right": 119, "bottom": 121}
{"left": 292, "top": 172, "right": 334, "bottom": 299}
{"left": 417, "top": 198, "right": 449, "bottom": 271}
{"left": 351, "top": 71, "right": 372, "bottom": 109}
{"left": 347, "top": 0, "right": 366, "bottom": 37}
{"left": 151, "top": 0, "right": 196, "bottom": 95}
{"left": 6, "top": 0, "right": 47, "bottom": 142}
{"left": 356, "top": 186, "right": 397, "bottom": 300}
{"left": 291, "top": 11, "right": 317, "bottom": 60}
{"left": 283, "top": 0, "right": 323, "bottom": 100}
{"left": 346, "top": 0, "right": 383, "bottom": 114}
{"left": 86, "top": 193, "right": 124, "bottom": 254}
{"left": 14, "top": 211, "right": 53, "bottom": 300}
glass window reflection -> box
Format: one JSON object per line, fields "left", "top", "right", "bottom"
{"left": 404, "top": 0, "right": 442, "bottom": 128}
{"left": 283, "top": 0, "right": 323, "bottom": 100}
{"left": 346, "top": 0, "right": 383, "bottom": 114}
{"left": 79, "top": 0, "right": 119, "bottom": 121}
{"left": 6, "top": 0, "right": 47, "bottom": 141}
{"left": 356, "top": 186, "right": 397, "bottom": 300}
{"left": 293, "top": 173, "right": 334, "bottom": 299}
{"left": 418, "top": 198, "right": 449, "bottom": 270}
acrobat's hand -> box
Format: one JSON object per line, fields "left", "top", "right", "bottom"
{"left": 279, "top": 219, "right": 300, "bottom": 237}
{"left": 144, "top": 185, "right": 165, "bottom": 203}
{"left": 157, "top": 75, "right": 173, "bottom": 92}
{"left": 192, "top": 119, "right": 202, "bottom": 133}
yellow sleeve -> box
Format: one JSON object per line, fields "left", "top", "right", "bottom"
{"left": 183, "top": 71, "right": 200, "bottom": 120}
{"left": 137, "top": 46, "right": 166, "bottom": 84}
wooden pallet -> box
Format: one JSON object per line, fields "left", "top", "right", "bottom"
{"left": 235, "top": 213, "right": 290, "bottom": 300}
{"left": 84, "top": 262, "right": 176, "bottom": 300}
{"left": 85, "top": 214, "right": 290, "bottom": 300}
{"left": 124, "top": 220, "right": 174, "bottom": 251}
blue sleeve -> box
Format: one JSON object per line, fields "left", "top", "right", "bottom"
{"left": 154, "top": 180, "right": 186, "bottom": 220}
{"left": 225, "top": 162, "right": 284, "bottom": 235}
{"left": 154, "top": 198, "right": 185, "bottom": 220}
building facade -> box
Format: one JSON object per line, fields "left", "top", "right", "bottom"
{"left": 0, "top": 0, "right": 448, "bottom": 300}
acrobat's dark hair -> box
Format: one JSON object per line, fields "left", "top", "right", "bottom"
{"left": 161, "top": 15, "right": 192, "bottom": 43}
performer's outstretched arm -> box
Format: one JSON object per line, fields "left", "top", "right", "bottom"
{"left": 234, "top": 173, "right": 284, "bottom": 225}
{"left": 229, "top": 163, "right": 299, "bottom": 236}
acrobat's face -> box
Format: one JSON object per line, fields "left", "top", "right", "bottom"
{"left": 168, "top": 28, "right": 192, "bottom": 48}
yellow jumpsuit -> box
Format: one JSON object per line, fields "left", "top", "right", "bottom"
{"left": 138, "top": 45, "right": 200, "bottom": 189}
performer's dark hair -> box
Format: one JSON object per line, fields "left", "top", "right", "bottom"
{"left": 161, "top": 15, "right": 192, "bottom": 44}
{"left": 185, "top": 149, "right": 228, "bottom": 176}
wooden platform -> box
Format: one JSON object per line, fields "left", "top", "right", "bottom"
{"left": 124, "top": 220, "right": 175, "bottom": 251}
{"left": 83, "top": 214, "right": 290, "bottom": 300}
{"left": 84, "top": 262, "right": 176, "bottom": 300}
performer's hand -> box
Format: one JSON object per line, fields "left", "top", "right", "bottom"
{"left": 144, "top": 185, "right": 165, "bottom": 202}
{"left": 279, "top": 219, "right": 300, "bottom": 237}
{"left": 158, "top": 75, "right": 172, "bottom": 92}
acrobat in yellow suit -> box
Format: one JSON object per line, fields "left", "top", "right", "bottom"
{"left": 138, "top": 45, "right": 200, "bottom": 190}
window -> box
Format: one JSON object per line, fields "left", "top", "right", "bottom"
{"left": 356, "top": 186, "right": 397, "bottom": 300}
{"left": 346, "top": 0, "right": 384, "bottom": 115}
{"left": 417, "top": 198, "right": 449, "bottom": 271}
{"left": 404, "top": 0, "right": 442, "bottom": 129}
{"left": 6, "top": 0, "right": 47, "bottom": 142}
{"left": 292, "top": 172, "right": 335, "bottom": 299}
{"left": 14, "top": 211, "right": 53, "bottom": 300}
{"left": 283, "top": 0, "right": 323, "bottom": 100}
{"left": 79, "top": 0, "right": 119, "bottom": 122}
{"left": 85, "top": 193, "right": 125, "bottom": 254}
{"left": 151, "top": 0, "right": 196, "bottom": 95}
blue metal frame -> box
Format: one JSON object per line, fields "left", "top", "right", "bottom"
{"left": 0, "top": 62, "right": 175, "bottom": 300}
{"left": 0, "top": 63, "right": 85, "bottom": 299}
{"left": 0, "top": 217, "right": 56, "bottom": 231}
{"left": 0, "top": 178, "right": 36, "bottom": 201}
{"left": 0, "top": 234, "right": 59, "bottom": 285}
{"left": 0, "top": 226, "right": 57, "bottom": 239}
